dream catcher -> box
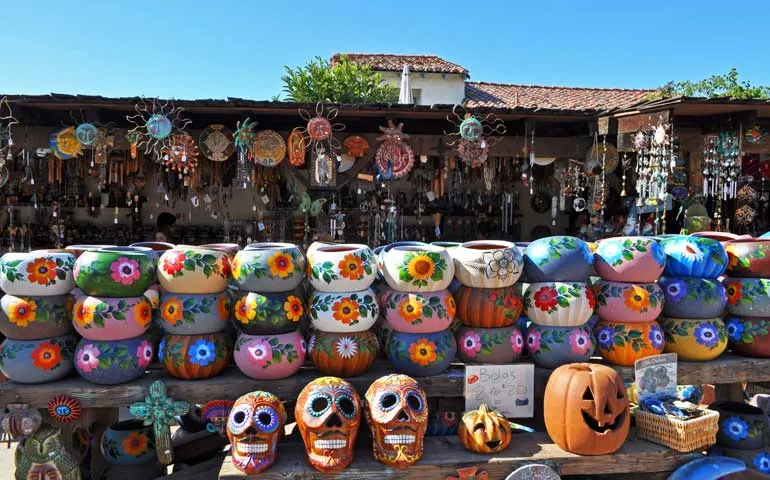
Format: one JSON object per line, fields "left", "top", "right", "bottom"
{"left": 634, "top": 119, "right": 675, "bottom": 234}
{"left": 0, "top": 97, "right": 19, "bottom": 186}
{"left": 126, "top": 98, "right": 192, "bottom": 161}
{"left": 445, "top": 106, "right": 506, "bottom": 168}
{"left": 234, "top": 118, "right": 257, "bottom": 189}
{"left": 295, "top": 104, "right": 345, "bottom": 187}
{"left": 375, "top": 120, "right": 414, "bottom": 180}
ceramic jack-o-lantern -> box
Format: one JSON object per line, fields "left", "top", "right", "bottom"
{"left": 295, "top": 377, "right": 360, "bottom": 472}
{"left": 457, "top": 404, "right": 512, "bottom": 453}
{"left": 364, "top": 374, "right": 428, "bottom": 468}
{"left": 226, "top": 391, "right": 286, "bottom": 475}
{"left": 544, "top": 363, "right": 630, "bottom": 456}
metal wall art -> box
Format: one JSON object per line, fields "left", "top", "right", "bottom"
{"left": 375, "top": 119, "right": 414, "bottom": 180}
{"left": 445, "top": 106, "right": 506, "bottom": 168}
{"left": 287, "top": 128, "right": 306, "bottom": 167}
{"left": 126, "top": 98, "right": 192, "bottom": 162}
{"left": 234, "top": 118, "right": 257, "bottom": 189}
{"left": 745, "top": 125, "right": 769, "bottom": 145}
{"left": 251, "top": 130, "right": 286, "bottom": 167}
{"left": 199, "top": 124, "right": 235, "bottom": 162}
{"left": 296, "top": 104, "right": 345, "bottom": 187}
{"left": 161, "top": 133, "right": 199, "bottom": 183}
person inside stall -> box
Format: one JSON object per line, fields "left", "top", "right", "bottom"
{"left": 152, "top": 212, "right": 176, "bottom": 243}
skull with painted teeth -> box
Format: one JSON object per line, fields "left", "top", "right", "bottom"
{"left": 364, "top": 374, "right": 428, "bottom": 467}
{"left": 296, "top": 376, "right": 361, "bottom": 472}
{"left": 226, "top": 391, "right": 286, "bottom": 475}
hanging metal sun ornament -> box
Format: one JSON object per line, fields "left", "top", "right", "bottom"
{"left": 126, "top": 98, "right": 192, "bottom": 161}
{"left": 375, "top": 119, "right": 414, "bottom": 180}
{"left": 295, "top": 103, "right": 345, "bottom": 187}
{"left": 444, "top": 106, "right": 506, "bottom": 168}
{"left": 161, "top": 133, "right": 199, "bottom": 184}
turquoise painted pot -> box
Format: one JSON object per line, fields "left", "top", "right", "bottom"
{"left": 724, "top": 278, "right": 770, "bottom": 317}
{"left": 386, "top": 330, "right": 456, "bottom": 377}
{"left": 524, "top": 236, "right": 593, "bottom": 282}
{"left": 74, "top": 249, "right": 154, "bottom": 297}
{"left": 101, "top": 419, "right": 156, "bottom": 465}
{"left": 761, "top": 231, "right": 770, "bottom": 239}
{"left": 661, "top": 235, "right": 727, "bottom": 278}
{"left": 525, "top": 324, "right": 595, "bottom": 368}
{"left": 660, "top": 277, "right": 727, "bottom": 318}
{"left": 74, "top": 334, "right": 152, "bottom": 385}
{"left": 0, "top": 333, "right": 76, "bottom": 384}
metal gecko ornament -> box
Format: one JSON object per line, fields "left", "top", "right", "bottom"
{"left": 445, "top": 106, "right": 506, "bottom": 168}
{"left": 129, "top": 380, "right": 190, "bottom": 465}
{"left": 126, "top": 98, "right": 192, "bottom": 162}
{"left": 234, "top": 118, "right": 257, "bottom": 189}
{"left": 295, "top": 103, "right": 345, "bottom": 187}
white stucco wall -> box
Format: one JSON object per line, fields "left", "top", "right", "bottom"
{"left": 379, "top": 71, "right": 466, "bottom": 106}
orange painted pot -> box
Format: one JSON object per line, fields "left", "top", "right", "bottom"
{"left": 454, "top": 285, "right": 522, "bottom": 328}
{"left": 594, "top": 319, "right": 665, "bottom": 367}
{"left": 160, "top": 332, "right": 232, "bottom": 380}
{"left": 309, "top": 330, "right": 378, "bottom": 377}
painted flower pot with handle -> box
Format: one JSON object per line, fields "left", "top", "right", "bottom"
{"left": 455, "top": 325, "right": 523, "bottom": 364}
{"left": 309, "top": 330, "right": 378, "bottom": 377}
{"left": 660, "top": 235, "right": 728, "bottom": 278}
{"left": 233, "top": 330, "right": 306, "bottom": 380}
{"left": 0, "top": 294, "right": 73, "bottom": 340}
{"left": 72, "top": 292, "right": 153, "bottom": 341}
{"left": 157, "top": 246, "right": 230, "bottom": 294}
{"left": 523, "top": 236, "right": 593, "bottom": 283}
{"left": 710, "top": 401, "right": 770, "bottom": 449}
{"left": 724, "top": 277, "right": 770, "bottom": 317}
{"left": 74, "top": 334, "right": 153, "bottom": 385}
{"left": 380, "top": 244, "right": 454, "bottom": 293}
{"left": 159, "top": 291, "right": 231, "bottom": 335}
{"left": 381, "top": 288, "right": 455, "bottom": 333}
{"left": 523, "top": 282, "right": 595, "bottom": 327}
{"left": 307, "top": 244, "right": 377, "bottom": 293}
{"left": 594, "top": 236, "right": 666, "bottom": 283}
{"left": 0, "top": 250, "right": 76, "bottom": 296}
{"left": 726, "top": 316, "right": 770, "bottom": 358}
{"left": 593, "top": 280, "right": 663, "bottom": 323}
{"left": 231, "top": 290, "right": 304, "bottom": 335}
{"left": 660, "top": 317, "right": 727, "bottom": 362}
{"left": 161, "top": 332, "right": 232, "bottom": 380}
{"left": 310, "top": 288, "right": 379, "bottom": 333}
{"left": 452, "top": 240, "right": 522, "bottom": 289}
{"left": 101, "top": 419, "right": 156, "bottom": 465}
{"left": 75, "top": 249, "right": 154, "bottom": 297}
{"left": 594, "top": 319, "right": 664, "bottom": 367}
{"left": 525, "top": 324, "right": 595, "bottom": 368}
{"left": 725, "top": 239, "right": 770, "bottom": 278}
{"left": 659, "top": 276, "right": 726, "bottom": 319}
{"left": 453, "top": 285, "right": 522, "bottom": 328}
{"left": 386, "top": 330, "right": 456, "bottom": 377}
{"left": 232, "top": 243, "right": 305, "bottom": 292}
{"left": 0, "top": 333, "right": 76, "bottom": 384}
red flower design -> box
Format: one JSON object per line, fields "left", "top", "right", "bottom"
{"left": 533, "top": 286, "right": 558, "bottom": 311}
{"left": 586, "top": 286, "right": 596, "bottom": 310}
{"left": 487, "top": 291, "right": 499, "bottom": 302}
{"left": 163, "top": 252, "right": 186, "bottom": 275}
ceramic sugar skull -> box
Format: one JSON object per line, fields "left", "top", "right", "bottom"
{"left": 226, "top": 391, "right": 286, "bottom": 475}
{"left": 295, "top": 377, "right": 361, "bottom": 472}
{"left": 364, "top": 374, "right": 428, "bottom": 467}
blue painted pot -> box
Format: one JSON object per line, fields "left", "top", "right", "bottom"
{"left": 723, "top": 278, "right": 770, "bottom": 317}
{"left": 524, "top": 236, "right": 593, "bottom": 282}
{"left": 426, "top": 408, "right": 460, "bottom": 436}
{"left": 0, "top": 333, "right": 76, "bottom": 384}
{"left": 524, "top": 324, "right": 595, "bottom": 368}
{"left": 74, "top": 334, "right": 152, "bottom": 385}
{"left": 761, "top": 231, "right": 770, "bottom": 239}
{"left": 660, "top": 277, "right": 727, "bottom": 318}
{"left": 711, "top": 401, "right": 770, "bottom": 450}
{"left": 101, "top": 419, "right": 156, "bottom": 465}
{"left": 386, "top": 330, "right": 456, "bottom": 377}
{"left": 660, "top": 235, "right": 727, "bottom": 278}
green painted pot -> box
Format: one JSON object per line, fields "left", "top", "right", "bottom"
{"left": 74, "top": 248, "right": 155, "bottom": 297}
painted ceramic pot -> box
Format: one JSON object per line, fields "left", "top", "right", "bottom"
{"left": 159, "top": 291, "right": 231, "bottom": 335}
{"left": 232, "top": 243, "right": 305, "bottom": 292}
{"left": 594, "top": 236, "right": 666, "bottom": 283}
{"left": 660, "top": 235, "right": 727, "bottom": 278}
{"left": 306, "top": 241, "right": 334, "bottom": 256}
{"left": 65, "top": 245, "right": 117, "bottom": 259}
{"left": 593, "top": 280, "right": 663, "bottom": 323}
{"left": 101, "top": 419, "right": 156, "bottom": 465}
{"left": 386, "top": 330, "right": 456, "bottom": 377}
{"left": 376, "top": 241, "right": 430, "bottom": 283}
{"left": 74, "top": 334, "right": 152, "bottom": 385}
{"left": 524, "top": 236, "right": 593, "bottom": 283}
{"left": 523, "top": 282, "right": 594, "bottom": 327}
{"left": 455, "top": 325, "right": 523, "bottom": 364}
{"left": 161, "top": 332, "right": 232, "bottom": 380}
{"left": 0, "top": 333, "right": 75, "bottom": 384}
{"left": 725, "top": 239, "right": 770, "bottom": 278}
{"left": 201, "top": 243, "right": 241, "bottom": 257}
{"left": 692, "top": 231, "right": 751, "bottom": 244}
{"left": 710, "top": 401, "right": 770, "bottom": 449}
{"left": 380, "top": 244, "right": 454, "bottom": 293}
{"left": 431, "top": 242, "right": 460, "bottom": 249}
{"left": 452, "top": 240, "right": 522, "bottom": 288}
{"left": 104, "top": 463, "right": 167, "bottom": 479}
{"left": 762, "top": 231, "right": 770, "bottom": 239}
{"left": 427, "top": 408, "right": 460, "bottom": 436}
{"left": 0, "top": 250, "right": 76, "bottom": 296}
{"left": 308, "top": 244, "right": 377, "bottom": 293}
{"left": 72, "top": 293, "right": 153, "bottom": 341}
{"left": 381, "top": 288, "right": 454, "bottom": 333}
{"left": 660, "top": 317, "right": 727, "bottom": 361}
{"left": 454, "top": 285, "right": 522, "bottom": 328}
{"left": 233, "top": 330, "right": 306, "bottom": 380}
{"left": 157, "top": 246, "right": 230, "bottom": 294}
{"left": 231, "top": 290, "right": 304, "bottom": 335}
{"left": 659, "top": 277, "right": 726, "bottom": 319}
{"left": 129, "top": 242, "right": 175, "bottom": 262}
{"left": 525, "top": 324, "right": 595, "bottom": 368}
{"left": 74, "top": 249, "right": 154, "bottom": 297}
{"left": 309, "top": 330, "right": 378, "bottom": 377}
{"left": 725, "top": 316, "right": 770, "bottom": 358}
{"left": 594, "top": 319, "right": 665, "bottom": 367}
{"left": 310, "top": 288, "right": 378, "bottom": 333}
{"left": 714, "top": 446, "right": 770, "bottom": 475}
{"left": 0, "top": 294, "right": 73, "bottom": 340}
{"left": 724, "top": 277, "right": 770, "bottom": 317}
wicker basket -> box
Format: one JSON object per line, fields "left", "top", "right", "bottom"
{"left": 634, "top": 407, "right": 720, "bottom": 452}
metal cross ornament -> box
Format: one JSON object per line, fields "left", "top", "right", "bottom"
{"left": 129, "top": 380, "right": 190, "bottom": 465}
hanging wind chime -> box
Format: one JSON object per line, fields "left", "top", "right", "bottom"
{"left": 703, "top": 129, "right": 741, "bottom": 231}
{"left": 0, "top": 97, "right": 19, "bottom": 187}
{"left": 233, "top": 118, "right": 257, "bottom": 189}
{"left": 633, "top": 119, "right": 675, "bottom": 234}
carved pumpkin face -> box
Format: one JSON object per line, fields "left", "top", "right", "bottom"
{"left": 543, "top": 363, "right": 630, "bottom": 455}
{"left": 226, "top": 391, "right": 286, "bottom": 475}
{"left": 457, "top": 404, "right": 512, "bottom": 453}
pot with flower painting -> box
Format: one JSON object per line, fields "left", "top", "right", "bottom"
{"left": 376, "top": 241, "right": 430, "bottom": 284}
{"left": 725, "top": 239, "right": 770, "bottom": 277}
{"left": 594, "top": 319, "right": 665, "bottom": 367}
{"left": 453, "top": 285, "right": 521, "bottom": 328}
{"left": 386, "top": 330, "right": 456, "bottom": 377}
{"left": 710, "top": 401, "right": 770, "bottom": 449}
{"left": 661, "top": 235, "right": 728, "bottom": 278}
{"left": 660, "top": 317, "right": 727, "bottom": 361}
{"left": 451, "top": 240, "right": 522, "bottom": 289}
{"left": 381, "top": 288, "right": 454, "bottom": 333}
{"left": 101, "top": 419, "right": 156, "bottom": 465}
{"left": 233, "top": 243, "right": 305, "bottom": 293}
{"left": 65, "top": 245, "right": 118, "bottom": 259}
{"left": 159, "top": 291, "right": 232, "bottom": 335}
{"left": 0, "top": 333, "right": 75, "bottom": 384}
{"left": 380, "top": 244, "right": 454, "bottom": 293}
{"left": 72, "top": 292, "right": 153, "bottom": 341}
{"left": 201, "top": 243, "right": 241, "bottom": 257}
{"left": 161, "top": 332, "right": 232, "bottom": 380}
{"left": 231, "top": 290, "right": 305, "bottom": 335}
{"left": 659, "top": 277, "right": 726, "bottom": 319}
{"left": 594, "top": 280, "right": 663, "bottom": 323}
{"left": 524, "top": 236, "right": 593, "bottom": 283}
{"left": 234, "top": 330, "right": 306, "bottom": 380}
{"left": 525, "top": 324, "right": 595, "bottom": 368}
{"left": 594, "top": 237, "right": 666, "bottom": 283}
{"left": 74, "top": 333, "right": 153, "bottom": 385}
{"left": 157, "top": 246, "right": 230, "bottom": 294}
{"left": 74, "top": 248, "right": 154, "bottom": 297}
{"left": 523, "top": 282, "right": 595, "bottom": 327}
{"left": 455, "top": 325, "right": 523, "bottom": 364}
{"left": 310, "top": 288, "right": 378, "bottom": 333}
{"left": 0, "top": 294, "right": 72, "bottom": 340}
{"left": 0, "top": 250, "right": 76, "bottom": 296}
{"left": 724, "top": 278, "right": 770, "bottom": 317}
{"left": 725, "top": 316, "right": 770, "bottom": 358}
{"left": 308, "top": 244, "right": 377, "bottom": 293}
{"left": 310, "top": 330, "right": 378, "bottom": 377}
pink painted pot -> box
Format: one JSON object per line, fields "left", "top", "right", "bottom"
{"left": 380, "top": 288, "right": 455, "bottom": 333}
{"left": 593, "top": 280, "right": 663, "bottom": 323}
{"left": 594, "top": 236, "right": 666, "bottom": 283}
{"left": 72, "top": 292, "right": 153, "bottom": 341}
{"left": 233, "top": 330, "right": 306, "bottom": 380}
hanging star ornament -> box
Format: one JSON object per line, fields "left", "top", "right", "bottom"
{"left": 129, "top": 380, "right": 189, "bottom": 465}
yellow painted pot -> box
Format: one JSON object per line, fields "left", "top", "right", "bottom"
{"left": 660, "top": 316, "right": 727, "bottom": 361}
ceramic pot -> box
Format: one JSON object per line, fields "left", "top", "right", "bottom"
{"left": 201, "top": 243, "right": 241, "bottom": 257}
{"left": 161, "top": 332, "right": 232, "bottom": 380}
{"left": 376, "top": 241, "right": 430, "bottom": 283}
{"left": 232, "top": 243, "right": 305, "bottom": 292}
{"left": 715, "top": 446, "right": 770, "bottom": 475}
{"left": 594, "top": 280, "right": 663, "bottom": 323}
{"left": 0, "top": 294, "right": 73, "bottom": 340}
{"left": 455, "top": 325, "right": 523, "bottom": 364}
{"left": 659, "top": 277, "right": 726, "bottom": 319}
{"left": 453, "top": 285, "right": 522, "bottom": 328}
{"left": 381, "top": 288, "right": 454, "bottom": 333}
{"left": 309, "top": 330, "right": 378, "bottom": 377}
{"left": 452, "top": 240, "right": 522, "bottom": 288}
{"left": 157, "top": 246, "right": 230, "bottom": 294}
{"left": 129, "top": 242, "right": 175, "bottom": 262}
{"left": 762, "top": 231, "right": 770, "bottom": 239}
{"left": 159, "top": 291, "right": 231, "bottom": 335}
{"left": 725, "top": 239, "right": 770, "bottom": 278}
{"left": 431, "top": 242, "right": 460, "bottom": 249}
{"left": 724, "top": 277, "right": 770, "bottom": 317}
{"left": 427, "top": 408, "right": 460, "bottom": 436}
{"left": 684, "top": 216, "right": 710, "bottom": 233}
{"left": 594, "top": 319, "right": 664, "bottom": 367}
{"left": 101, "top": 419, "right": 156, "bottom": 465}
{"left": 523, "top": 282, "right": 594, "bottom": 327}
{"left": 74, "top": 249, "right": 154, "bottom": 297}
{"left": 65, "top": 245, "right": 117, "bottom": 259}
{"left": 594, "top": 236, "right": 666, "bottom": 283}
{"left": 380, "top": 244, "right": 454, "bottom": 293}
{"left": 660, "top": 317, "right": 727, "bottom": 361}
{"left": 386, "top": 330, "right": 456, "bottom": 377}
{"left": 660, "top": 235, "right": 728, "bottom": 278}
{"left": 310, "top": 288, "right": 378, "bottom": 333}
{"left": 0, "top": 333, "right": 75, "bottom": 384}
{"left": 692, "top": 231, "right": 751, "bottom": 244}
{"left": 524, "top": 236, "right": 593, "bottom": 283}
{"left": 710, "top": 401, "right": 770, "bottom": 449}
{"left": 233, "top": 330, "right": 306, "bottom": 380}
{"left": 725, "top": 316, "right": 770, "bottom": 358}
{"left": 0, "top": 250, "right": 76, "bottom": 296}
{"left": 308, "top": 244, "right": 377, "bottom": 293}
{"left": 74, "top": 334, "right": 152, "bottom": 385}
{"left": 525, "top": 324, "right": 595, "bottom": 368}
{"left": 104, "top": 463, "right": 166, "bottom": 478}
{"left": 72, "top": 292, "right": 153, "bottom": 341}
{"left": 230, "top": 290, "right": 304, "bottom": 335}
{"left": 306, "top": 241, "right": 334, "bottom": 256}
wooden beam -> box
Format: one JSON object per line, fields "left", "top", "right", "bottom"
{"left": 616, "top": 110, "right": 671, "bottom": 134}
{"left": 598, "top": 116, "right": 617, "bottom": 136}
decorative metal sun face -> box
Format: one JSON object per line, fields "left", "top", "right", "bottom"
{"left": 147, "top": 114, "right": 173, "bottom": 140}
{"left": 459, "top": 117, "right": 483, "bottom": 141}
{"left": 295, "top": 103, "right": 346, "bottom": 156}
{"left": 445, "top": 107, "right": 506, "bottom": 167}
{"left": 75, "top": 123, "right": 99, "bottom": 146}
{"left": 126, "top": 98, "right": 191, "bottom": 160}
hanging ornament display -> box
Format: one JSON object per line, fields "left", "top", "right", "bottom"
{"left": 343, "top": 135, "right": 370, "bottom": 158}
{"left": 445, "top": 106, "right": 506, "bottom": 168}
{"left": 161, "top": 133, "right": 199, "bottom": 182}
{"left": 0, "top": 97, "right": 19, "bottom": 186}
{"left": 234, "top": 118, "right": 257, "bottom": 189}
{"left": 584, "top": 142, "right": 618, "bottom": 175}
{"left": 75, "top": 123, "right": 99, "bottom": 146}
{"left": 55, "top": 127, "right": 84, "bottom": 158}
{"left": 375, "top": 119, "right": 414, "bottom": 179}
{"left": 294, "top": 103, "right": 345, "bottom": 186}
{"left": 199, "top": 124, "right": 235, "bottom": 162}
{"left": 634, "top": 119, "right": 675, "bottom": 234}
{"left": 93, "top": 128, "right": 115, "bottom": 165}
{"left": 251, "top": 130, "right": 286, "bottom": 167}
{"left": 703, "top": 130, "right": 741, "bottom": 230}
{"left": 287, "top": 128, "right": 306, "bottom": 167}
{"left": 126, "top": 98, "right": 192, "bottom": 161}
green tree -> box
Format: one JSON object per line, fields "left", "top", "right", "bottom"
{"left": 649, "top": 68, "right": 770, "bottom": 100}
{"left": 280, "top": 55, "right": 399, "bottom": 103}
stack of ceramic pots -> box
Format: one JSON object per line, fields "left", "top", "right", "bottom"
{"left": 723, "top": 238, "right": 770, "bottom": 357}
{"left": 592, "top": 237, "right": 668, "bottom": 366}
{"left": 230, "top": 243, "right": 307, "bottom": 380}
{"left": 451, "top": 241, "right": 525, "bottom": 365}
{"left": 710, "top": 401, "right": 770, "bottom": 476}
{"left": 0, "top": 250, "right": 77, "bottom": 384}
{"left": 307, "top": 244, "right": 379, "bottom": 377}
{"left": 156, "top": 245, "right": 233, "bottom": 380}
{"left": 522, "top": 236, "right": 596, "bottom": 368}
{"left": 379, "top": 243, "right": 455, "bottom": 376}
{"left": 101, "top": 419, "right": 165, "bottom": 478}
{"left": 656, "top": 235, "right": 728, "bottom": 362}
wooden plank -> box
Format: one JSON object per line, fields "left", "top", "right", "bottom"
{"left": 616, "top": 110, "right": 671, "bottom": 134}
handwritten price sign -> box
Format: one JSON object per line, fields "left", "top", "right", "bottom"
{"left": 464, "top": 364, "right": 534, "bottom": 418}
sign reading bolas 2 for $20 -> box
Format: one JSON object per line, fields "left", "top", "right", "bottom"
{"left": 464, "top": 364, "right": 534, "bottom": 418}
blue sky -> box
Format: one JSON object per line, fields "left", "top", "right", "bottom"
{"left": 2, "top": 0, "right": 768, "bottom": 100}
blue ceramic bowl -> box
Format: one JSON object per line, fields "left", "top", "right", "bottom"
{"left": 101, "top": 419, "right": 156, "bottom": 465}
{"left": 524, "top": 236, "right": 593, "bottom": 282}
{"left": 386, "top": 330, "right": 456, "bottom": 377}
{"left": 661, "top": 236, "right": 727, "bottom": 278}
{"left": 74, "top": 334, "right": 152, "bottom": 385}
{"left": 660, "top": 277, "right": 727, "bottom": 318}
{"left": 525, "top": 324, "right": 595, "bottom": 368}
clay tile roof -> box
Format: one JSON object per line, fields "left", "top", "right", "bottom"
{"left": 465, "top": 82, "right": 653, "bottom": 113}
{"left": 331, "top": 53, "right": 468, "bottom": 76}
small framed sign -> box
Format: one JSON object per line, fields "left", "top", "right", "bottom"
{"left": 464, "top": 364, "right": 534, "bottom": 418}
